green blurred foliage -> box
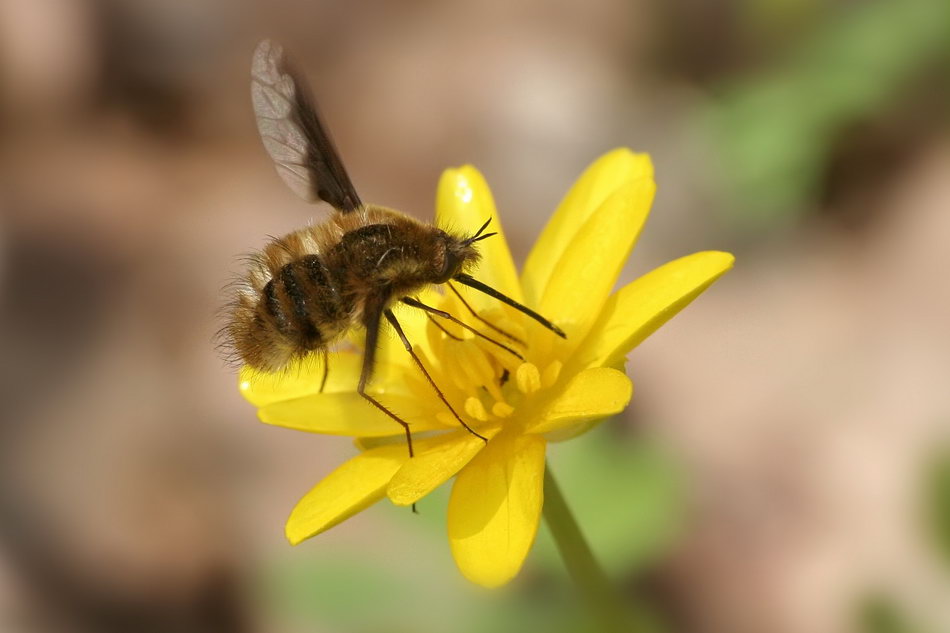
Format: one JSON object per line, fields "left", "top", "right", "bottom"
{"left": 702, "top": 0, "right": 950, "bottom": 228}
{"left": 924, "top": 446, "right": 950, "bottom": 569}
{"left": 848, "top": 442, "right": 950, "bottom": 633}
{"left": 534, "top": 429, "right": 686, "bottom": 579}
{"left": 857, "top": 593, "right": 922, "bottom": 633}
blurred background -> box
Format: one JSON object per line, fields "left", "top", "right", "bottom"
{"left": 1, "top": 0, "right": 949, "bottom": 631}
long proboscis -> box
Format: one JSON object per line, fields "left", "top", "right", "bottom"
{"left": 452, "top": 273, "right": 567, "bottom": 339}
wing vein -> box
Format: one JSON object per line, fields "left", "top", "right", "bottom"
{"left": 251, "top": 40, "right": 363, "bottom": 212}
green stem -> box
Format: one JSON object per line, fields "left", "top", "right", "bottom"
{"left": 543, "top": 465, "right": 630, "bottom": 633}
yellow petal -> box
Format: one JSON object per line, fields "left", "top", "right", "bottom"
{"left": 528, "top": 367, "right": 632, "bottom": 435}
{"left": 285, "top": 444, "right": 409, "bottom": 544}
{"left": 387, "top": 426, "right": 499, "bottom": 506}
{"left": 259, "top": 391, "right": 447, "bottom": 436}
{"left": 448, "top": 431, "right": 546, "bottom": 587}
{"left": 522, "top": 149, "right": 653, "bottom": 304}
{"left": 239, "top": 352, "right": 362, "bottom": 408}
{"left": 571, "top": 251, "right": 735, "bottom": 371}
{"left": 538, "top": 177, "right": 655, "bottom": 339}
{"left": 436, "top": 165, "right": 523, "bottom": 307}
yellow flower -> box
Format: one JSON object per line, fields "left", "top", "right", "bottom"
{"left": 239, "top": 149, "right": 734, "bottom": 587}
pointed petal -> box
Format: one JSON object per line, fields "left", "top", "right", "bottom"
{"left": 571, "top": 251, "right": 735, "bottom": 371}
{"left": 436, "top": 166, "right": 522, "bottom": 307}
{"left": 387, "top": 426, "right": 499, "bottom": 506}
{"left": 285, "top": 444, "right": 409, "bottom": 544}
{"left": 448, "top": 432, "right": 546, "bottom": 588}
{"left": 259, "top": 391, "right": 447, "bottom": 436}
{"left": 538, "top": 177, "right": 655, "bottom": 339}
{"left": 522, "top": 149, "right": 653, "bottom": 304}
{"left": 529, "top": 367, "right": 633, "bottom": 435}
{"left": 239, "top": 352, "right": 362, "bottom": 408}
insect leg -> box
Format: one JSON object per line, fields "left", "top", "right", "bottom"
{"left": 446, "top": 281, "right": 524, "bottom": 345}
{"left": 453, "top": 273, "right": 567, "bottom": 338}
{"left": 383, "top": 309, "right": 487, "bottom": 443}
{"left": 318, "top": 349, "right": 329, "bottom": 393}
{"left": 400, "top": 297, "right": 523, "bottom": 361}
{"left": 358, "top": 302, "right": 414, "bottom": 457}
{"left": 425, "top": 313, "right": 463, "bottom": 341}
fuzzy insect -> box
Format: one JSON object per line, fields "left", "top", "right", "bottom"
{"left": 223, "top": 40, "right": 564, "bottom": 455}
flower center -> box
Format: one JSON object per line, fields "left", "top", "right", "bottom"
{"left": 419, "top": 302, "right": 563, "bottom": 432}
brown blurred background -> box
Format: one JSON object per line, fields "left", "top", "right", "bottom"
{"left": 1, "top": 1, "right": 949, "bottom": 632}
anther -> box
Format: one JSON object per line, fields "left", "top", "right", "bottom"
{"left": 464, "top": 397, "right": 489, "bottom": 422}
{"left": 492, "top": 402, "right": 514, "bottom": 418}
{"left": 516, "top": 363, "right": 541, "bottom": 395}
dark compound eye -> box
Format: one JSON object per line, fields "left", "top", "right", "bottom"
{"left": 439, "top": 248, "right": 461, "bottom": 283}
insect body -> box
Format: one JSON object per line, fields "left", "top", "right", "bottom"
{"left": 225, "top": 40, "right": 564, "bottom": 455}
{"left": 230, "top": 205, "right": 483, "bottom": 373}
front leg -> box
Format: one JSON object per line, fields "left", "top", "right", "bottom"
{"left": 384, "top": 308, "right": 487, "bottom": 443}
{"left": 358, "top": 298, "right": 414, "bottom": 457}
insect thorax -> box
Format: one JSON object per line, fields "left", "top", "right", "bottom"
{"left": 326, "top": 217, "right": 449, "bottom": 298}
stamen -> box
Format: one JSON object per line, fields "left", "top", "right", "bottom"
{"left": 516, "top": 363, "right": 541, "bottom": 395}
{"left": 475, "top": 338, "right": 522, "bottom": 374}
{"left": 494, "top": 317, "right": 527, "bottom": 344}
{"left": 464, "top": 396, "right": 489, "bottom": 422}
{"left": 467, "top": 345, "right": 497, "bottom": 386}
{"left": 483, "top": 376, "right": 505, "bottom": 403}
{"left": 443, "top": 348, "right": 472, "bottom": 393}
{"left": 420, "top": 292, "right": 564, "bottom": 429}
{"left": 541, "top": 360, "right": 563, "bottom": 388}
{"left": 492, "top": 402, "right": 514, "bottom": 418}
{"left": 457, "top": 345, "right": 490, "bottom": 389}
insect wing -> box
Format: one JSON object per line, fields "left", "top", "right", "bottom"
{"left": 251, "top": 40, "right": 362, "bottom": 212}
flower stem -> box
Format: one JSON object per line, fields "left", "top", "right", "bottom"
{"left": 543, "top": 465, "right": 631, "bottom": 633}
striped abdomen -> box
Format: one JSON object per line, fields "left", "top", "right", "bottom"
{"left": 257, "top": 254, "right": 349, "bottom": 353}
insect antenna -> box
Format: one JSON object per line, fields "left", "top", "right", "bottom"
{"left": 452, "top": 273, "right": 567, "bottom": 338}
{"left": 462, "top": 217, "right": 497, "bottom": 246}
{"left": 401, "top": 297, "right": 524, "bottom": 360}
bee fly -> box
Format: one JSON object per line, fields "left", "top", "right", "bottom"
{"left": 223, "top": 40, "right": 565, "bottom": 456}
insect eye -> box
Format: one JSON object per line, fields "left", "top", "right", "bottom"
{"left": 439, "top": 250, "right": 459, "bottom": 283}
{"left": 436, "top": 235, "right": 466, "bottom": 283}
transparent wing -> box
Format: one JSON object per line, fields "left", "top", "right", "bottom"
{"left": 250, "top": 40, "right": 362, "bottom": 212}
